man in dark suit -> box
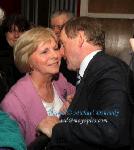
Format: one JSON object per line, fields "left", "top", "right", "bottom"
{"left": 37, "top": 17, "right": 133, "bottom": 150}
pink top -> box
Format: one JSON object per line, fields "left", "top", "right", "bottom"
{"left": 1, "top": 73, "right": 75, "bottom": 145}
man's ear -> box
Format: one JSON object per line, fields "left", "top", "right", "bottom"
{"left": 78, "top": 31, "right": 85, "bottom": 48}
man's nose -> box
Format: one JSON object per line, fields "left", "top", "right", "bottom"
{"left": 51, "top": 50, "right": 59, "bottom": 58}
{"left": 53, "top": 27, "right": 61, "bottom": 35}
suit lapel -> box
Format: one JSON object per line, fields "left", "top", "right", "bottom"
{"left": 69, "top": 51, "right": 105, "bottom": 109}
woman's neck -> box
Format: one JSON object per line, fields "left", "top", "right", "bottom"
{"left": 29, "top": 72, "right": 54, "bottom": 102}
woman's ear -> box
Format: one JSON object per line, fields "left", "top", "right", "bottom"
{"left": 28, "top": 58, "right": 34, "bottom": 72}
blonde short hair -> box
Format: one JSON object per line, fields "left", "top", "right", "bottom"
{"left": 14, "top": 27, "right": 57, "bottom": 73}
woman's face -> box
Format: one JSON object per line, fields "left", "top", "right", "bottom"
{"left": 6, "top": 25, "right": 23, "bottom": 47}
{"left": 29, "top": 38, "right": 61, "bottom": 76}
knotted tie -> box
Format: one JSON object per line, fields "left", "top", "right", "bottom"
{"left": 76, "top": 73, "right": 82, "bottom": 87}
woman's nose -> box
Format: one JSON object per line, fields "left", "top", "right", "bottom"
{"left": 51, "top": 50, "right": 59, "bottom": 58}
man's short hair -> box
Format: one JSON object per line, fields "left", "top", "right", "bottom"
{"left": 64, "top": 17, "right": 105, "bottom": 49}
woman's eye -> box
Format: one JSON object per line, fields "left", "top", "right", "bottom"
{"left": 42, "top": 51, "right": 47, "bottom": 54}
{"left": 54, "top": 47, "right": 59, "bottom": 51}
{"left": 41, "top": 48, "right": 49, "bottom": 54}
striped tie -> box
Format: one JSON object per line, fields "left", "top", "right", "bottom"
{"left": 76, "top": 73, "right": 82, "bottom": 87}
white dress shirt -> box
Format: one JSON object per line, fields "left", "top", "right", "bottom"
{"left": 79, "top": 50, "right": 101, "bottom": 78}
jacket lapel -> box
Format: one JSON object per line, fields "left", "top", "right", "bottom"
{"left": 69, "top": 51, "right": 105, "bottom": 109}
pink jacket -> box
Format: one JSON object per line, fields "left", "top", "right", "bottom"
{"left": 1, "top": 73, "right": 75, "bottom": 145}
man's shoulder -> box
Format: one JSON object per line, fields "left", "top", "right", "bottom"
{"left": 84, "top": 51, "right": 131, "bottom": 82}
{"left": 93, "top": 51, "right": 129, "bottom": 69}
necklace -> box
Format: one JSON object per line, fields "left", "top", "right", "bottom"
{"left": 30, "top": 75, "right": 54, "bottom": 103}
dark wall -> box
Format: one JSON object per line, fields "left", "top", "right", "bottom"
{"left": 82, "top": 0, "right": 134, "bottom": 65}
{"left": 21, "top": 0, "right": 49, "bottom": 26}
{"left": 0, "top": 0, "right": 21, "bottom": 15}
{"left": 38, "top": 0, "right": 49, "bottom": 26}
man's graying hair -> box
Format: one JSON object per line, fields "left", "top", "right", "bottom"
{"left": 51, "top": 10, "right": 74, "bottom": 20}
{"left": 64, "top": 16, "right": 105, "bottom": 49}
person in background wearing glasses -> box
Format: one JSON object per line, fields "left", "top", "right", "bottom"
{"left": 50, "top": 10, "right": 77, "bottom": 86}
{"left": 51, "top": 10, "right": 73, "bottom": 41}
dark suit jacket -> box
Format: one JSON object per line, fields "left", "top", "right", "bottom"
{"left": 47, "top": 51, "right": 133, "bottom": 150}
{"left": 60, "top": 58, "right": 77, "bottom": 86}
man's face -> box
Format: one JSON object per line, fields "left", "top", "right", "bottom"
{"left": 51, "top": 14, "right": 69, "bottom": 40}
{"left": 60, "top": 29, "right": 80, "bottom": 71}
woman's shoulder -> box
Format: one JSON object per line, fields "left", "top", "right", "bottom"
{"left": 1, "top": 74, "right": 38, "bottom": 111}
{"left": 2, "top": 74, "right": 34, "bottom": 103}
{"left": 11, "top": 74, "right": 32, "bottom": 92}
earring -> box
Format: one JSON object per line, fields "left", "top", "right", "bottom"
{"left": 29, "top": 64, "right": 34, "bottom": 74}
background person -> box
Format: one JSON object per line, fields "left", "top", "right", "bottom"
{"left": 37, "top": 17, "right": 133, "bottom": 150}
{"left": 0, "top": 111, "right": 26, "bottom": 150}
{"left": 1, "top": 27, "right": 75, "bottom": 145}
{"left": 0, "top": 7, "right": 26, "bottom": 150}
{"left": 0, "top": 14, "right": 31, "bottom": 87}
{"left": 50, "top": 10, "right": 77, "bottom": 85}
{"left": 1, "top": 14, "right": 30, "bottom": 49}
{"left": 0, "top": 7, "right": 9, "bottom": 102}
{"left": 0, "top": 7, "right": 5, "bottom": 25}
{"left": 50, "top": 10, "right": 74, "bottom": 41}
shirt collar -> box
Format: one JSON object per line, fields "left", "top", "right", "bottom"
{"left": 79, "top": 50, "right": 101, "bottom": 77}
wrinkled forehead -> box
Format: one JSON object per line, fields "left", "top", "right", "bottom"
{"left": 39, "top": 31, "right": 57, "bottom": 42}
{"left": 51, "top": 14, "right": 68, "bottom": 25}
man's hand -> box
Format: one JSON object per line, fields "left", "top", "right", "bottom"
{"left": 37, "top": 116, "right": 59, "bottom": 138}
{"left": 60, "top": 94, "right": 74, "bottom": 114}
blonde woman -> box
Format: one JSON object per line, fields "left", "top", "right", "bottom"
{"left": 1, "top": 27, "right": 75, "bottom": 145}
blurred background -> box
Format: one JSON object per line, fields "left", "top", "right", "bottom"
{"left": 0, "top": 0, "right": 134, "bottom": 65}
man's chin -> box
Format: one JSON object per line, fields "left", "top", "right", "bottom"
{"left": 67, "top": 64, "right": 75, "bottom": 71}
